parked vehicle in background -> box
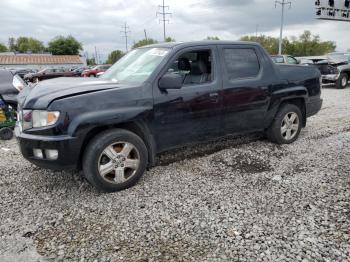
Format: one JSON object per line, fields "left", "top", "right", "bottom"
{"left": 271, "top": 55, "right": 300, "bottom": 65}
{"left": 298, "top": 55, "right": 350, "bottom": 89}
{"left": 82, "top": 64, "right": 111, "bottom": 77}
{"left": 8, "top": 68, "right": 38, "bottom": 79}
{"left": 0, "top": 69, "right": 26, "bottom": 140}
{"left": 24, "top": 68, "right": 79, "bottom": 83}
{"left": 327, "top": 52, "right": 350, "bottom": 63}
{"left": 16, "top": 41, "right": 322, "bottom": 192}
{"left": 71, "top": 66, "right": 90, "bottom": 76}
{"left": 96, "top": 71, "right": 105, "bottom": 77}
{"left": 0, "top": 69, "right": 23, "bottom": 108}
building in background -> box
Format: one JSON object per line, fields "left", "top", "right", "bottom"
{"left": 0, "top": 53, "right": 86, "bottom": 70}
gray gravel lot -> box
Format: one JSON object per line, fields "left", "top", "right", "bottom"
{"left": 0, "top": 87, "right": 349, "bottom": 261}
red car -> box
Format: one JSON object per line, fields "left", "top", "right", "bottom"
{"left": 82, "top": 64, "right": 111, "bottom": 77}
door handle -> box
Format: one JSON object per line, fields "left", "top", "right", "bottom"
{"left": 209, "top": 92, "right": 219, "bottom": 102}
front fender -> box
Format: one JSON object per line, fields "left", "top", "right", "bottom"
{"left": 68, "top": 106, "right": 152, "bottom": 137}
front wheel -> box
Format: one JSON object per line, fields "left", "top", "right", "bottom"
{"left": 83, "top": 129, "right": 148, "bottom": 192}
{"left": 266, "top": 104, "right": 302, "bottom": 144}
{"left": 336, "top": 73, "right": 348, "bottom": 89}
{"left": 0, "top": 127, "right": 14, "bottom": 140}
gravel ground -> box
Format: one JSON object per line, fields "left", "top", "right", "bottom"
{"left": 0, "top": 87, "right": 349, "bottom": 261}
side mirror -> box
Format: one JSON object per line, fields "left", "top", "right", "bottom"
{"left": 159, "top": 72, "right": 183, "bottom": 90}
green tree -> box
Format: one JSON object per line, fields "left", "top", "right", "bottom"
{"left": 106, "top": 50, "right": 124, "bottom": 64}
{"left": 7, "top": 37, "right": 45, "bottom": 53}
{"left": 17, "top": 37, "right": 45, "bottom": 53}
{"left": 132, "top": 38, "right": 158, "bottom": 49}
{"left": 165, "top": 37, "right": 176, "bottom": 42}
{"left": 87, "top": 58, "right": 96, "bottom": 66}
{"left": 48, "top": 35, "right": 83, "bottom": 55}
{"left": 286, "top": 30, "right": 336, "bottom": 56}
{"left": 0, "top": 43, "right": 7, "bottom": 52}
{"left": 206, "top": 36, "right": 220, "bottom": 40}
{"left": 240, "top": 35, "right": 280, "bottom": 54}
{"left": 240, "top": 30, "right": 336, "bottom": 56}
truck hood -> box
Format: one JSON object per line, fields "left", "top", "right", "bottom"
{"left": 19, "top": 77, "right": 133, "bottom": 109}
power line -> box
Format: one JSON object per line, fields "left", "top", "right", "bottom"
{"left": 157, "top": 0, "right": 172, "bottom": 41}
{"left": 120, "top": 22, "right": 131, "bottom": 52}
{"left": 275, "top": 0, "right": 291, "bottom": 55}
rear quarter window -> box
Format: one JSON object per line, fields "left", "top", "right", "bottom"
{"left": 223, "top": 48, "right": 260, "bottom": 80}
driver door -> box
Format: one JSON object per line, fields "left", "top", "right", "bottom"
{"left": 151, "top": 46, "right": 223, "bottom": 152}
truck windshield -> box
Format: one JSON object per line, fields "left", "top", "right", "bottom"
{"left": 101, "top": 47, "right": 170, "bottom": 83}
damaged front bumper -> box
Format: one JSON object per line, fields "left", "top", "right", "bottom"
{"left": 322, "top": 74, "right": 339, "bottom": 83}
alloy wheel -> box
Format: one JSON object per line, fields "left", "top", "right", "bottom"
{"left": 280, "top": 112, "right": 299, "bottom": 141}
{"left": 341, "top": 76, "right": 348, "bottom": 87}
{"left": 98, "top": 142, "right": 140, "bottom": 184}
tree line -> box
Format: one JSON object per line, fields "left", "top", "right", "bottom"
{"left": 104, "top": 31, "right": 335, "bottom": 65}
{"left": 0, "top": 35, "right": 83, "bottom": 55}
{"left": 240, "top": 30, "right": 336, "bottom": 56}
{"left": 0, "top": 31, "right": 336, "bottom": 66}
{"left": 103, "top": 36, "right": 176, "bottom": 64}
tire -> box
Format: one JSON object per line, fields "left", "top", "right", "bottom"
{"left": 266, "top": 103, "right": 302, "bottom": 144}
{"left": 83, "top": 129, "right": 148, "bottom": 192}
{"left": 336, "top": 73, "right": 348, "bottom": 89}
{"left": 0, "top": 127, "right": 14, "bottom": 140}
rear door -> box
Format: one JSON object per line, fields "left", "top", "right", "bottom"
{"left": 218, "top": 45, "right": 270, "bottom": 134}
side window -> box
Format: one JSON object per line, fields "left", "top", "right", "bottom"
{"left": 287, "top": 56, "right": 298, "bottom": 64}
{"left": 271, "top": 56, "right": 285, "bottom": 64}
{"left": 223, "top": 48, "right": 260, "bottom": 80}
{"left": 167, "top": 49, "right": 213, "bottom": 86}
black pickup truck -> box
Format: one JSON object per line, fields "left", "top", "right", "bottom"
{"left": 16, "top": 41, "right": 322, "bottom": 192}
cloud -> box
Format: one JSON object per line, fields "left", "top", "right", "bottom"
{"left": 0, "top": 0, "right": 349, "bottom": 61}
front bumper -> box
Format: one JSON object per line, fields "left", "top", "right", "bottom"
{"left": 322, "top": 74, "right": 339, "bottom": 83}
{"left": 15, "top": 126, "right": 81, "bottom": 170}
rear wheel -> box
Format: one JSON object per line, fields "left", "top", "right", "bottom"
{"left": 336, "top": 73, "right": 348, "bottom": 89}
{"left": 83, "top": 129, "right": 148, "bottom": 192}
{"left": 266, "top": 104, "right": 302, "bottom": 144}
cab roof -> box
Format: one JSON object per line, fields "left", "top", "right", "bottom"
{"left": 139, "top": 40, "right": 261, "bottom": 49}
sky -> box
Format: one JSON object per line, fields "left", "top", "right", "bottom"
{"left": 0, "top": 0, "right": 349, "bottom": 61}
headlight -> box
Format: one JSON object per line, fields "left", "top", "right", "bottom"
{"left": 21, "top": 110, "right": 60, "bottom": 130}
{"left": 328, "top": 66, "right": 339, "bottom": 74}
{"left": 32, "top": 110, "right": 60, "bottom": 128}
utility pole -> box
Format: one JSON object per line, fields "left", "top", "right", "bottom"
{"left": 157, "top": 0, "right": 172, "bottom": 41}
{"left": 255, "top": 24, "right": 259, "bottom": 39}
{"left": 120, "top": 22, "right": 131, "bottom": 52}
{"left": 144, "top": 29, "right": 148, "bottom": 41}
{"left": 275, "top": 0, "right": 291, "bottom": 55}
{"left": 94, "top": 46, "right": 98, "bottom": 64}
